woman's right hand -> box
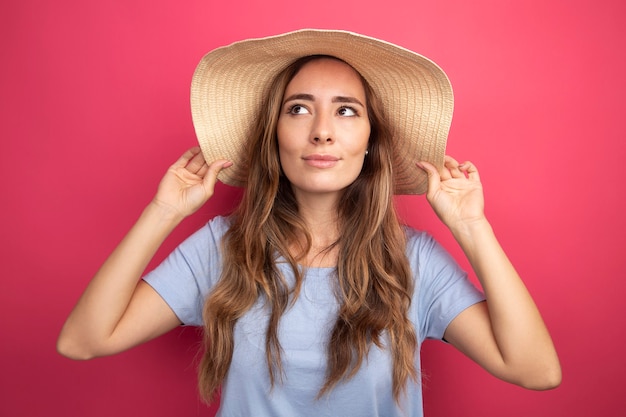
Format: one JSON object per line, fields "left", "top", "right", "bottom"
{"left": 152, "top": 147, "right": 232, "bottom": 219}
{"left": 57, "top": 147, "right": 232, "bottom": 360}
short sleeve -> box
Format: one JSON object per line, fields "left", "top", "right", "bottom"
{"left": 142, "top": 216, "right": 229, "bottom": 326}
{"left": 406, "top": 228, "right": 485, "bottom": 342}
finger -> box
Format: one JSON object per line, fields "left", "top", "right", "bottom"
{"left": 202, "top": 159, "right": 233, "bottom": 195}
{"left": 196, "top": 162, "right": 210, "bottom": 178}
{"left": 438, "top": 160, "right": 452, "bottom": 180}
{"left": 171, "top": 147, "right": 202, "bottom": 169}
{"left": 186, "top": 148, "right": 209, "bottom": 174}
{"left": 416, "top": 161, "right": 441, "bottom": 196}
{"left": 458, "top": 160, "right": 480, "bottom": 181}
{"left": 444, "top": 155, "right": 464, "bottom": 179}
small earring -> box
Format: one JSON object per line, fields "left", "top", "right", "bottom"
{"left": 365, "top": 150, "right": 369, "bottom": 156}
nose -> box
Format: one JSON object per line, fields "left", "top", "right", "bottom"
{"left": 310, "top": 112, "right": 334, "bottom": 144}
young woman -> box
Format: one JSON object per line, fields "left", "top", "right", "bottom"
{"left": 58, "top": 30, "right": 561, "bottom": 416}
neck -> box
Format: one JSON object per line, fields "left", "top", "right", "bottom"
{"left": 294, "top": 190, "right": 340, "bottom": 229}
{"left": 293, "top": 191, "right": 341, "bottom": 267}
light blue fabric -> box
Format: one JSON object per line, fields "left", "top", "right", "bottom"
{"left": 144, "top": 216, "right": 485, "bottom": 417}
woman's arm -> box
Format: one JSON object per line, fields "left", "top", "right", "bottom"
{"left": 418, "top": 156, "right": 561, "bottom": 389}
{"left": 57, "top": 147, "right": 231, "bottom": 360}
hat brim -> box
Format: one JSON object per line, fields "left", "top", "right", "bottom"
{"left": 191, "top": 29, "right": 453, "bottom": 195}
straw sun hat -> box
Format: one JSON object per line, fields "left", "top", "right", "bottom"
{"left": 190, "top": 29, "right": 453, "bottom": 195}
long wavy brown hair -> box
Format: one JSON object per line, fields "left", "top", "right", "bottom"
{"left": 199, "top": 55, "right": 417, "bottom": 403}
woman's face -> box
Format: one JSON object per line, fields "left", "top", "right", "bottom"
{"left": 277, "top": 58, "right": 371, "bottom": 202}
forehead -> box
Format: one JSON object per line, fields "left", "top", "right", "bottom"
{"left": 285, "top": 57, "right": 367, "bottom": 96}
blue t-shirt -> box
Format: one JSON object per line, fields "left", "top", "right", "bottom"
{"left": 144, "top": 216, "right": 484, "bottom": 417}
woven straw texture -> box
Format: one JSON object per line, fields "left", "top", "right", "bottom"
{"left": 191, "top": 29, "right": 453, "bottom": 195}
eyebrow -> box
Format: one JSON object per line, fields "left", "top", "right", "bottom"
{"left": 282, "top": 93, "right": 364, "bottom": 107}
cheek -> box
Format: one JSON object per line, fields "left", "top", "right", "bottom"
{"left": 276, "top": 120, "right": 295, "bottom": 152}
{"left": 276, "top": 133, "right": 295, "bottom": 174}
{"left": 362, "top": 125, "right": 372, "bottom": 149}
{"left": 346, "top": 124, "right": 371, "bottom": 154}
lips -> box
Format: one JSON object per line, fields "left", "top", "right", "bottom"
{"left": 303, "top": 154, "right": 340, "bottom": 161}
{"left": 302, "top": 154, "right": 340, "bottom": 168}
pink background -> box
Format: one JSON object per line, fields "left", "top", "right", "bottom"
{"left": 2, "top": 0, "right": 624, "bottom": 416}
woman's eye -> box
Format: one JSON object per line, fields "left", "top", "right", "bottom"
{"left": 338, "top": 106, "right": 357, "bottom": 117}
{"left": 288, "top": 105, "right": 309, "bottom": 115}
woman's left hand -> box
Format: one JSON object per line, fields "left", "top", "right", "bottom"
{"left": 420, "top": 156, "right": 562, "bottom": 389}
{"left": 417, "top": 156, "right": 486, "bottom": 232}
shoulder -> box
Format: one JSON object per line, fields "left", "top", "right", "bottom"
{"left": 402, "top": 224, "right": 463, "bottom": 282}
{"left": 183, "top": 215, "right": 231, "bottom": 248}
{"left": 403, "top": 225, "right": 439, "bottom": 259}
{"left": 205, "top": 215, "right": 231, "bottom": 241}
{"left": 158, "top": 215, "right": 231, "bottom": 274}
